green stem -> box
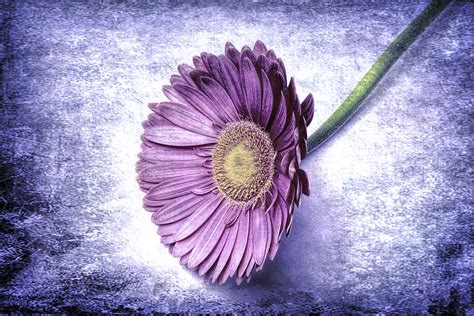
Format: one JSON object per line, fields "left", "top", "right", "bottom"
{"left": 307, "top": 0, "right": 450, "bottom": 153}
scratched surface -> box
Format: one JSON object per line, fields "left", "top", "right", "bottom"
{"left": 0, "top": 0, "right": 473, "bottom": 313}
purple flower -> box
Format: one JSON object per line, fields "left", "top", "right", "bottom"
{"left": 137, "top": 41, "right": 313, "bottom": 284}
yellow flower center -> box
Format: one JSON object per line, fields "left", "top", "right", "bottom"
{"left": 212, "top": 121, "right": 275, "bottom": 204}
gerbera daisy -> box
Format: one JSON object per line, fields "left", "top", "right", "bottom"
{"left": 137, "top": 40, "right": 313, "bottom": 284}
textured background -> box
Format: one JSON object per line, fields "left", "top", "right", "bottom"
{"left": 0, "top": 0, "right": 472, "bottom": 313}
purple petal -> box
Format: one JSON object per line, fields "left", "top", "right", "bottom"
{"left": 152, "top": 193, "right": 206, "bottom": 225}
{"left": 152, "top": 102, "right": 218, "bottom": 137}
{"left": 147, "top": 176, "right": 212, "bottom": 202}
{"left": 268, "top": 202, "right": 282, "bottom": 259}
{"left": 136, "top": 160, "right": 153, "bottom": 173}
{"left": 170, "top": 74, "right": 187, "bottom": 85}
{"left": 275, "top": 194, "right": 289, "bottom": 240}
{"left": 277, "top": 58, "right": 287, "bottom": 83}
{"left": 162, "top": 85, "right": 186, "bottom": 104}
{"left": 252, "top": 208, "right": 268, "bottom": 265}
{"left": 198, "top": 76, "right": 240, "bottom": 122}
{"left": 266, "top": 49, "right": 277, "bottom": 63}
{"left": 259, "top": 70, "right": 273, "bottom": 129}
{"left": 264, "top": 186, "right": 278, "bottom": 213}
{"left": 287, "top": 77, "right": 299, "bottom": 113}
{"left": 143, "top": 123, "right": 216, "bottom": 147}
{"left": 174, "top": 194, "right": 224, "bottom": 242}
{"left": 178, "top": 64, "right": 199, "bottom": 88}
{"left": 198, "top": 227, "right": 230, "bottom": 276}
{"left": 200, "top": 52, "right": 210, "bottom": 72}
{"left": 245, "top": 258, "right": 255, "bottom": 277}
{"left": 276, "top": 148, "right": 293, "bottom": 174}
{"left": 211, "top": 220, "right": 239, "bottom": 283}
{"left": 225, "top": 42, "right": 241, "bottom": 68}
{"left": 192, "top": 180, "right": 216, "bottom": 195}
{"left": 294, "top": 172, "right": 301, "bottom": 206}
{"left": 143, "top": 111, "right": 168, "bottom": 127}
{"left": 173, "top": 84, "right": 227, "bottom": 127}
{"left": 301, "top": 93, "right": 314, "bottom": 126}
{"left": 139, "top": 146, "right": 197, "bottom": 163}
{"left": 264, "top": 213, "right": 272, "bottom": 262}
{"left": 193, "top": 56, "right": 207, "bottom": 72}
{"left": 237, "top": 211, "right": 254, "bottom": 277}
{"left": 193, "top": 145, "right": 214, "bottom": 158}
{"left": 240, "top": 57, "right": 262, "bottom": 122}
{"left": 240, "top": 45, "right": 256, "bottom": 65}
{"left": 274, "top": 114, "right": 296, "bottom": 151}
{"left": 256, "top": 55, "right": 270, "bottom": 73}
{"left": 224, "top": 205, "right": 241, "bottom": 227}
{"left": 205, "top": 54, "right": 223, "bottom": 84}
{"left": 226, "top": 208, "right": 249, "bottom": 278}
{"left": 188, "top": 203, "right": 232, "bottom": 269}
{"left": 218, "top": 55, "right": 245, "bottom": 115}
{"left": 172, "top": 226, "right": 206, "bottom": 257}
{"left": 269, "top": 91, "right": 287, "bottom": 140}
{"left": 274, "top": 172, "right": 292, "bottom": 202}
{"left": 253, "top": 40, "right": 268, "bottom": 56}
{"left": 139, "top": 163, "right": 209, "bottom": 184}
{"left": 180, "top": 251, "right": 192, "bottom": 266}
{"left": 299, "top": 137, "right": 308, "bottom": 160}
{"left": 298, "top": 169, "right": 310, "bottom": 196}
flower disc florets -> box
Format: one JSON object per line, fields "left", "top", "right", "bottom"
{"left": 213, "top": 121, "right": 275, "bottom": 204}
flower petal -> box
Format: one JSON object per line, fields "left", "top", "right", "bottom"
{"left": 252, "top": 208, "right": 268, "bottom": 266}
{"left": 152, "top": 193, "right": 206, "bottom": 225}
{"left": 162, "top": 85, "right": 186, "bottom": 104}
{"left": 173, "top": 83, "right": 227, "bottom": 126}
{"left": 225, "top": 42, "right": 241, "bottom": 68}
{"left": 301, "top": 93, "right": 314, "bottom": 126}
{"left": 253, "top": 40, "right": 268, "bottom": 56}
{"left": 256, "top": 54, "right": 270, "bottom": 73}
{"left": 226, "top": 208, "right": 249, "bottom": 278}
{"left": 171, "top": 226, "right": 206, "bottom": 257}
{"left": 298, "top": 169, "right": 310, "bottom": 196}
{"left": 237, "top": 211, "right": 254, "bottom": 278}
{"left": 269, "top": 91, "right": 287, "bottom": 140}
{"left": 197, "top": 76, "right": 240, "bottom": 122}
{"left": 188, "top": 202, "right": 232, "bottom": 269}
{"left": 139, "top": 163, "right": 209, "bottom": 183}
{"left": 274, "top": 113, "right": 296, "bottom": 151}
{"left": 174, "top": 193, "right": 224, "bottom": 242}
{"left": 204, "top": 53, "right": 223, "bottom": 84}
{"left": 275, "top": 193, "right": 289, "bottom": 240}
{"left": 277, "top": 58, "right": 287, "bottom": 83}
{"left": 178, "top": 64, "right": 199, "bottom": 88}
{"left": 193, "top": 56, "right": 207, "bottom": 72}
{"left": 240, "top": 57, "right": 262, "bottom": 122}
{"left": 146, "top": 123, "right": 213, "bottom": 148}
{"left": 147, "top": 176, "right": 212, "bottom": 202}
{"left": 211, "top": 219, "right": 239, "bottom": 283}
{"left": 139, "top": 146, "right": 197, "bottom": 163}
{"left": 259, "top": 70, "right": 273, "bottom": 129}
{"left": 218, "top": 55, "right": 245, "bottom": 114}
{"left": 240, "top": 45, "right": 256, "bottom": 65}
{"left": 152, "top": 102, "right": 218, "bottom": 137}
{"left": 198, "top": 227, "right": 230, "bottom": 276}
{"left": 268, "top": 202, "right": 282, "bottom": 259}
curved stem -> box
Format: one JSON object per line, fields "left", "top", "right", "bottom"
{"left": 307, "top": 0, "right": 450, "bottom": 153}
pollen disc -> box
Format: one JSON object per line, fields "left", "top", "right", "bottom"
{"left": 212, "top": 121, "right": 275, "bottom": 204}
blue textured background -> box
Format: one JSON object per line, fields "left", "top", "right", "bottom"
{"left": 0, "top": 0, "right": 472, "bottom": 313}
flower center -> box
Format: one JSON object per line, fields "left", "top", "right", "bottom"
{"left": 212, "top": 121, "right": 275, "bottom": 204}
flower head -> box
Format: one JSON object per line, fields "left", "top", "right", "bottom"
{"left": 137, "top": 40, "right": 313, "bottom": 284}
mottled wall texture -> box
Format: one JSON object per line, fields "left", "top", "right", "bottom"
{"left": 0, "top": 0, "right": 472, "bottom": 313}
